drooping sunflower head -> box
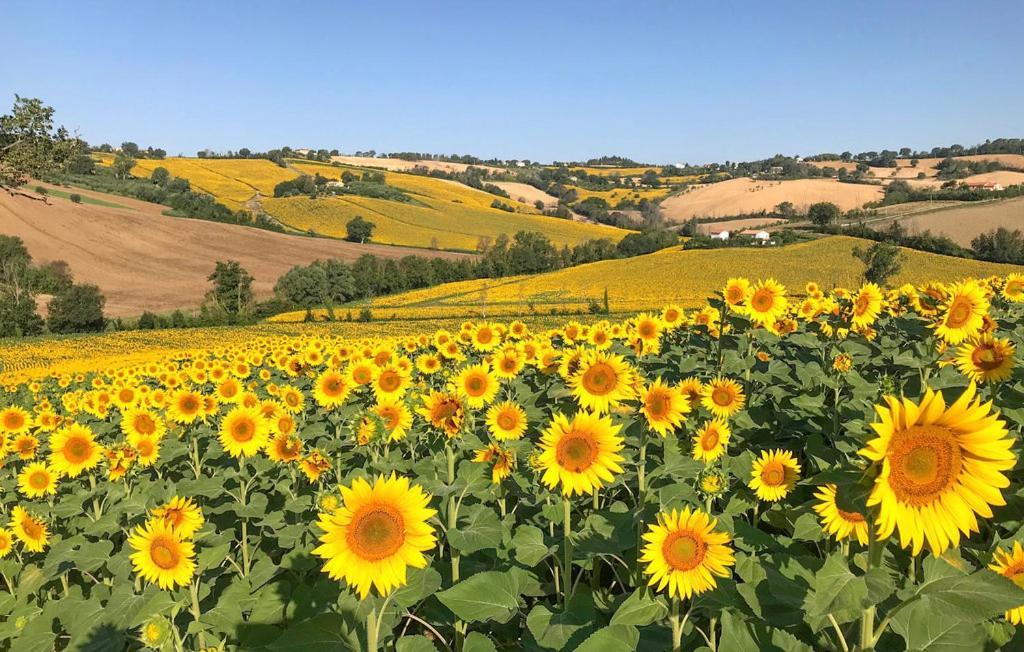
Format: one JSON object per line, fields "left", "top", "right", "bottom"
{"left": 537, "top": 411, "right": 625, "bottom": 496}
{"left": 692, "top": 418, "right": 731, "bottom": 463}
{"left": 128, "top": 518, "right": 196, "bottom": 590}
{"left": 639, "top": 378, "right": 689, "bottom": 437}
{"left": 749, "top": 449, "right": 801, "bottom": 502}
{"left": 701, "top": 377, "right": 746, "bottom": 418}
{"left": 49, "top": 423, "right": 103, "bottom": 478}
{"left": 678, "top": 378, "right": 705, "bottom": 410}
{"left": 313, "top": 474, "right": 437, "bottom": 598}
{"left": 812, "top": 484, "right": 869, "bottom": 546}
{"left": 955, "top": 335, "right": 1016, "bottom": 384}
{"left": 301, "top": 449, "right": 332, "bottom": 482}
{"left": 151, "top": 496, "right": 205, "bottom": 538}
{"left": 861, "top": 383, "right": 1015, "bottom": 555}
{"left": 451, "top": 363, "right": 499, "bottom": 409}
{"left": 568, "top": 350, "right": 636, "bottom": 414}
{"left": 10, "top": 505, "right": 49, "bottom": 553}
{"left": 486, "top": 401, "right": 528, "bottom": 441}
{"left": 640, "top": 507, "right": 735, "bottom": 600}
{"left": 218, "top": 405, "right": 271, "bottom": 458}
{"left": 989, "top": 541, "right": 1024, "bottom": 625}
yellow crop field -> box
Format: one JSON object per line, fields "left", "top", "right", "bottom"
{"left": 571, "top": 185, "right": 674, "bottom": 204}
{"left": 566, "top": 165, "right": 663, "bottom": 177}
{"left": 270, "top": 235, "right": 1024, "bottom": 321}
{"left": 130, "top": 158, "right": 298, "bottom": 209}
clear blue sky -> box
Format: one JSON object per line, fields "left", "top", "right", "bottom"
{"left": 2, "top": 1, "right": 1021, "bottom": 164}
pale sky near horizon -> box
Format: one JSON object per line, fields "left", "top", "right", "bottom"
{"left": 2, "top": 0, "right": 1021, "bottom": 164}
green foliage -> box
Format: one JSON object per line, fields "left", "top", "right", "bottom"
{"left": 808, "top": 202, "right": 841, "bottom": 226}
{"left": 345, "top": 216, "right": 376, "bottom": 243}
{"left": 206, "top": 260, "right": 255, "bottom": 320}
{"left": 46, "top": 283, "right": 106, "bottom": 333}
{"left": 852, "top": 241, "right": 905, "bottom": 284}
{"left": 0, "top": 95, "right": 82, "bottom": 189}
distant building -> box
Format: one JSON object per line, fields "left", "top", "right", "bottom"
{"left": 768, "top": 166, "right": 784, "bottom": 175}
{"left": 964, "top": 181, "right": 1003, "bottom": 191}
{"left": 293, "top": 148, "right": 312, "bottom": 157}
{"left": 709, "top": 230, "right": 730, "bottom": 241}
{"left": 740, "top": 229, "right": 772, "bottom": 244}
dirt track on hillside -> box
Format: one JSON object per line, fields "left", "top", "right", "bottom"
{"left": 0, "top": 189, "right": 469, "bottom": 317}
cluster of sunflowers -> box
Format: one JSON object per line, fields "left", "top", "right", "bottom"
{"left": 1, "top": 273, "right": 1024, "bottom": 651}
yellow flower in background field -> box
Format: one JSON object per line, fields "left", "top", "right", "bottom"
{"left": 749, "top": 450, "right": 800, "bottom": 502}
{"left": 692, "top": 419, "right": 730, "bottom": 463}
{"left": 1002, "top": 274, "right": 1024, "bottom": 302}
{"left": 10, "top": 506, "right": 49, "bottom": 553}
{"left": 812, "top": 484, "right": 869, "bottom": 545}
{"left": 49, "top": 423, "right": 103, "bottom": 477}
{"left": 313, "top": 370, "right": 351, "bottom": 408}
{"left": 701, "top": 377, "right": 745, "bottom": 418}
{"left": 0, "top": 528, "right": 12, "bottom": 557}
{"left": 128, "top": 518, "right": 196, "bottom": 590}
{"left": 537, "top": 411, "right": 624, "bottom": 496}
{"left": 861, "top": 384, "right": 1015, "bottom": 555}
{"left": 218, "top": 405, "right": 270, "bottom": 458}
{"left": 415, "top": 353, "right": 442, "bottom": 374}
{"left": 955, "top": 335, "right": 1015, "bottom": 383}
{"left": 1, "top": 405, "right": 31, "bottom": 434}
{"left": 990, "top": 542, "right": 1024, "bottom": 624}
{"left": 640, "top": 507, "right": 735, "bottom": 600}
{"left": 313, "top": 474, "right": 437, "bottom": 599}
{"left": 152, "top": 496, "right": 205, "bottom": 538}
{"left": 487, "top": 401, "right": 528, "bottom": 440}
{"left": 452, "top": 363, "right": 499, "bottom": 408}
{"left": 745, "top": 279, "right": 788, "bottom": 326}
{"left": 568, "top": 350, "right": 636, "bottom": 413}
{"left": 851, "top": 283, "right": 883, "bottom": 329}
{"left": 639, "top": 378, "right": 689, "bottom": 436}
{"left": 473, "top": 443, "right": 516, "bottom": 483}
{"left": 932, "top": 280, "right": 989, "bottom": 344}
{"left": 17, "top": 462, "right": 57, "bottom": 498}
{"left": 418, "top": 391, "right": 464, "bottom": 437}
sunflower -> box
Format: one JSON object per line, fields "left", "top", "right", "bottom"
{"left": 313, "top": 370, "right": 351, "bottom": 409}
{"left": 218, "top": 405, "right": 271, "bottom": 458}
{"left": 151, "top": 496, "right": 205, "bottom": 538}
{"left": 491, "top": 346, "right": 526, "bottom": 379}
{"left": 851, "top": 283, "right": 883, "bottom": 329}
{"left": 537, "top": 411, "right": 625, "bottom": 496}
{"left": 678, "top": 378, "right": 704, "bottom": 410}
{"left": 139, "top": 617, "right": 171, "bottom": 648}
{"left": 279, "top": 385, "right": 305, "bottom": 413}
{"left": 49, "top": 423, "right": 103, "bottom": 478}
{"left": 486, "top": 401, "right": 528, "bottom": 440}
{"left": 313, "top": 474, "right": 437, "bottom": 598}
{"left": 121, "top": 407, "right": 166, "bottom": 442}
{"left": 300, "top": 449, "right": 332, "bottom": 482}
{"left": 17, "top": 462, "right": 57, "bottom": 499}
{"left": 955, "top": 335, "right": 1015, "bottom": 384}
{"left": 267, "top": 433, "right": 303, "bottom": 462}
{"left": 932, "top": 280, "right": 989, "bottom": 344}
{"left": 471, "top": 322, "right": 501, "bottom": 352}
{"left": 452, "top": 363, "right": 499, "bottom": 408}
{"left": 749, "top": 449, "right": 801, "bottom": 502}
{"left": 691, "top": 419, "right": 730, "bottom": 463}
{"left": 722, "top": 277, "right": 751, "bottom": 308}
{"left": 10, "top": 506, "right": 49, "bottom": 553}
{"left": 371, "top": 398, "right": 413, "bottom": 441}
{"left": 473, "top": 443, "right": 516, "bottom": 483}
{"left": 639, "top": 378, "right": 689, "bottom": 437}
{"left": 128, "top": 518, "right": 196, "bottom": 590}
{"left": 745, "top": 278, "right": 788, "bottom": 326}
{"left": 0, "top": 528, "right": 12, "bottom": 558}
{"left": 568, "top": 350, "right": 636, "bottom": 413}
{"left": 640, "top": 507, "right": 735, "bottom": 600}
{"left": 1002, "top": 274, "right": 1024, "bottom": 303}
{"left": 167, "top": 389, "right": 203, "bottom": 424}
{"left": 699, "top": 470, "right": 727, "bottom": 498}
{"left": 701, "top": 377, "right": 746, "bottom": 418}
{"left": 12, "top": 434, "right": 38, "bottom": 460}
{"left": 418, "top": 391, "right": 465, "bottom": 437}
{"left": 133, "top": 435, "right": 160, "bottom": 467}
{"left": 812, "top": 484, "right": 869, "bottom": 545}
{"left": 833, "top": 353, "right": 853, "bottom": 373}
{"left": 0, "top": 405, "right": 31, "bottom": 434}
{"left": 860, "top": 384, "right": 1015, "bottom": 555}
{"left": 371, "top": 364, "right": 411, "bottom": 400}
{"left": 990, "top": 542, "right": 1024, "bottom": 624}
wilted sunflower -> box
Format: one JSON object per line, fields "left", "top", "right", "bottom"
{"left": 745, "top": 278, "right": 788, "bottom": 326}
{"left": 637, "top": 378, "right": 689, "bottom": 437}
{"left": 10, "top": 505, "right": 49, "bottom": 553}
{"left": 701, "top": 377, "right": 746, "bottom": 418}
{"left": 300, "top": 449, "right": 332, "bottom": 482}
{"left": 151, "top": 496, "right": 205, "bottom": 538}
{"left": 691, "top": 418, "right": 730, "bottom": 463}
{"left": 486, "top": 401, "right": 528, "bottom": 440}
{"left": 313, "top": 474, "right": 437, "bottom": 598}
{"left": 473, "top": 443, "right": 517, "bottom": 483}
{"left": 955, "top": 335, "right": 1015, "bottom": 383}
{"left": 218, "top": 405, "right": 271, "bottom": 458}
{"left": 990, "top": 541, "right": 1024, "bottom": 624}
{"left": 537, "top": 411, "right": 625, "bottom": 496}
{"left": 812, "top": 484, "right": 869, "bottom": 545}
{"left": 640, "top": 507, "right": 735, "bottom": 600}
{"left": 49, "top": 423, "right": 103, "bottom": 478}
{"left": 128, "top": 518, "right": 196, "bottom": 590}
{"left": 313, "top": 370, "right": 351, "bottom": 408}
{"left": 372, "top": 398, "right": 413, "bottom": 441}
{"left": 833, "top": 353, "right": 853, "bottom": 373}
{"left": 568, "top": 350, "right": 636, "bottom": 413}
{"left": 452, "top": 363, "right": 499, "bottom": 408}
{"left": 932, "top": 280, "right": 989, "bottom": 344}
{"left": 17, "top": 462, "right": 57, "bottom": 499}
{"left": 749, "top": 449, "right": 801, "bottom": 502}
{"left": 418, "top": 390, "right": 465, "bottom": 437}
{"left": 861, "top": 384, "right": 1015, "bottom": 555}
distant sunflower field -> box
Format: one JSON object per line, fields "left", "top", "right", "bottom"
{"left": 4, "top": 274, "right": 1024, "bottom": 651}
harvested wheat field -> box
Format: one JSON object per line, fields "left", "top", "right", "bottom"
{"left": 0, "top": 189, "right": 469, "bottom": 317}
{"left": 330, "top": 155, "right": 507, "bottom": 174}
{"left": 489, "top": 181, "right": 558, "bottom": 208}
{"left": 887, "top": 196, "right": 1024, "bottom": 246}
{"left": 660, "top": 177, "right": 883, "bottom": 221}
{"left": 695, "top": 216, "right": 788, "bottom": 233}
{"left": 906, "top": 170, "right": 1024, "bottom": 190}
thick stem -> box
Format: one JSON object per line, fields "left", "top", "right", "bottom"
{"left": 669, "top": 597, "right": 683, "bottom": 652}
{"left": 446, "top": 444, "right": 463, "bottom": 651}
{"left": 190, "top": 580, "right": 207, "bottom": 649}
{"left": 238, "top": 459, "right": 250, "bottom": 577}
{"left": 562, "top": 496, "right": 573, "bottom": 606}
{"left": 366, "top": 607, "right": 378, "bottom": 652}
{"left": 859, "top": 532, "right": 884, "bottom": 650}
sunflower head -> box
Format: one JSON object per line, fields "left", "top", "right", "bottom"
{"left": 486, "top": 401, "right": 528, "bottom": 441}
{"left": 568, "top": 350, "right": 636, "bottom": 413}
{"left": 640, "top": 507, "right": 735, "bottom": 600}
{"left": 749, "top": 449, "right": 801, "bottom": 502}
{"left": 701, "top": 377, "right": 746, "bottom": 418}
{"left": 990, "top": 541, "right": 1024, "bottom": 624}
{"left": 537, "top": 411, "right": 625, "bottom": 496}
{"left": 128, "top": 518, "right": 196, "bottom": 590}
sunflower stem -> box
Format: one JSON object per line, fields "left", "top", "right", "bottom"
{"left": 189, "top": 579, "right": 207, "bottom": 649}
{"left": 445, "top": 443, "right": 463, "bottom": 651}
{"left": 859, "top": 531, "right": 883, "bottom": 650}
{"left": 636, "top": 432, "right": 648, "bottom": 583}
{"left": 562, "top": 495, "right": 573, "bottom": 606}
{"left": 669, "top": 597, "right": 683, "bottom": 652}
{"left": 238, "top": 458, "right": 250, "bottom": 577}
{"left": 366, "top": 606, "right": 378, "bottom": 652}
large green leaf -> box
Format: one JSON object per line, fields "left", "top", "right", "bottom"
{"left": 802, "top": 553, "right": 869, "bottom": 630}
{"left": 512, "top": 524, "right": 553, "bottom": 567}
{"left": 573, "top": 625, "right": 640, "bottom": 652}
{"left": 448, "top": 504, "right": 503, "bottom": 555}
{"left": 436, "top": 571, "right": 522, "bottom": 623}
{"left": 609, "top": 588, "right": 668, "bottom": 626}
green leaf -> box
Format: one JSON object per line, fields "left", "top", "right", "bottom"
{"left": 267, "top": 613, "right": 361, "bottom": 651}
{"left": 610, "top": 588, "right": 668, "bottom": 626}
{"left": 395, "top": 635, "right": 439, "bottom": 652}
{"left": 75, "top": 540, "right": 114, "bottom": 574}
{"left": 526, "top": 591, "right": 596, "bottom": 650}
{"left": 391, "top": 567, "right": 442, "bottom": 609}
{"left": 463, "top": 632, "right": 497, "bottom": 652}
{"left": 890, "top": 599, "right": 987, "bottom": 652}
{"left": 573, "top": 625, "right": 640, "bottom": 652}
{"left": 912, "top": 569, "right": 1024, "bottom": 622}
{"left": 436, "top": 571, "right": 522, "bottom": 623}
{"left": 448, "top": 504, "right": 503, "bottom": 555}
{"left": 802, "top": 553, "right": 869, "bottom": 630}
{"left": 512, "top": 525, "right": 552, "bottom": 567}
{"left": 719, "top": 610, "right": 813, "bottom": 652}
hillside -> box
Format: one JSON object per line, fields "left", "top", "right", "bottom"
{"left": 329, "top": 155, "right": 507, "bottom": 174}
{"left": 131, "top": 157, "right": 296, "bottom": 210}
{"left": 876, "top": 196, "right": 1024, "bottom": 246}
{"left": 269, "top": 235, "right": 1023, "bottom": 322}
{"left": 0, "top": 185, "right": 469, "bottom": 317}
{"left": 807, "top": 154, "right": 1024, "bottom": 181}
{"left": 659, "top": 178, "right": 884, "bottom": 221}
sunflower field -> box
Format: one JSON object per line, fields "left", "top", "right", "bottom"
{"left": 4, "top": 274, "right": 1024, "bottom": 651}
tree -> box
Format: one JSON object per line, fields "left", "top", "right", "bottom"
{"left": 852, "top": 242, "right": 904, "bottom": 285}
{"left": 150, "top": 167, "right": 171, "bottom": 185}
{"left": 808, "top": 202, "right": 840, "bottom": 226}
{"left": 121, "top": 142, "right": 140, "bottom": 157}
{"left": 0, "top": 96, "right": 81, "bottom": 190}
{"left": 112, "top": 151, "right": 136, "bottom": 179}
{"left": 206, "top": 260, "right": 254, "bottom": 319}
{"left": 774, "top": 201, "right": 796, "bottom": 218}
{"left": 275, "top": 264, "right": 328, "bottom": 320}
{"left": 318, "top": 259, "right": 356, "bottom": 319}
{"left": 345, "top": 216, "right": 376, "bottom": 243}
{"left": 506, "top": 231, "right": 560, "bottom": 274}
{"left": 47, "top": 284, "right": 106, "bottom": 333}
{"left": 0, "top": 235, "right": 43, "bottom": 336}
{"left": 971, "top": 228, "right": 1024, "bottom": 264}
{"left": 351, "top": 254, "right": 383, "bottom": 298}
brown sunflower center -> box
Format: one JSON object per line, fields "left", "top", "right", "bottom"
{"left": 838, "top": 508, "right": 866, "bottom": 523}
{"left": 64, "top": 436, "right": 92, "bottom": 464}
{"left": 887, "top": 425, "right": 961, "bottom": 506}
{"left": 498, "top": 411, "right": 518, "bottom": 431}
{"left": 711, "top": 388, "right": 733, "bottom": 407}
{"left": 582, "top": 363, "right": 617, "bottom": 396}
{"left": 231, "top": 418, "right": 255, "bottom": 443}
{"left": 971, "top": 344, "right": 1005, "bottom": 371}
{"left": 137, "top": 438, "right": 155, "bottom": 456}
{"left": 180, "top": 396, "right": 199, "bottom": 413}
{"left": 701, "top": 429, "right": 720, "bottom": 451}
{"left": 638, "top": 321, "right": 657, "bottom": 339}
{"left": 323, "top": 377, "right": 346, "bottom": 396}
{"left": 3, "top": 412, "right": 24, "bottom": 430}
{"left": 134, "top": 414, "right": 156, "bottom": 435}
{"left": 555, "top": 432, "right": 598, "bottom": 472}
{"left": 150, "top": 537, "right": 181, "bottom": 570}
{"left": 751, "top": 289, "right": 774, "bottom": 312}
{"left": 646, "top": 393, "right": 668, "bottom": 418}
{"left": 662, "top": 531, "right": 707, "bottom": 571}
{"left": 760, "top": 461, "right": 786, "bottom": 487}
{"left": 464, "top": 374, "right": 488, "bottom": 397}
{"left": 20, "top": 516, "right": 43, "bottom": 540}
{"left": 347, "top": 504, "right": 405, "bottom": 561}
{"left": 946, "top": 298, "right": 974, "bottom": 329}
{"left": 726, "top": 286, "right": 745, "bottom": 304}
{"left": 854, "top": 294, "right": 872, "bottom": 315}
{"left": 29, "top": 471, "right": 49, "bottom": 489}
{"left": 377, "top": 370, "right": 401, "bottom": 392}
